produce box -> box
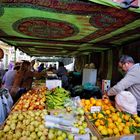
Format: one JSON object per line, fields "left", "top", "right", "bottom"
{"left": 85, "top": 115, "right": 101, "bottom": 140}
{"left": 85, "top": 115, "right": 140, "bottom": 140}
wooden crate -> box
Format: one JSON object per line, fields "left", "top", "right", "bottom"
{"left": 85, "top": 115, "right": 140, "bottom": 140}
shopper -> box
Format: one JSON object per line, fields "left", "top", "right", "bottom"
{"left": 38, "top": 63, "right": 45, "bottom": 72}
{"left": 2, "top": 64, "right": 20, "bottom": 92}
{"left": 106, "top": 55, "right": 140, "bottom": 116}
{"left": 57, "top": 62, "right": 68, "bottom": 88}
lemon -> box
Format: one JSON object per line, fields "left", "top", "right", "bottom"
{"left": 98, "top": 113, "right": 104, "bottom": 119}
{"left": 123, "top": 127, "right": 130, "bottom": 135}
{"left": 112, "top": 114, "right": 118, "bottom": 121}
{"left": 118, "top": 125, "right": 123, "bottom": 132}
{"left": 106, "top": 110, "right": 111, "bottom": 115}
{"left": 101, "top": 129, "right": 108, "bottom": 136}
{"left": 98, "top": 125, "right": 104, "bottom": 131}
{"left": 93, "top": 113, "right": 97, "bottom": 119}
{"left": 113, "top": 128, "right": 119, "bottom": 134}
{"left": 107, "top": 128, "right": 113, "bottom": 136}
{"left": 117, "top": 118, "right": 122, "bottom": 123}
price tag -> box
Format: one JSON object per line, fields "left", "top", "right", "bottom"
{"left": 120, "top": 135, "right": 135, "bottom": 140}
{"left": 74, "top": 133, "right": 90, "bottom": 140}
{"left": 91, "top": 106, "right": 101, "bottom": 113}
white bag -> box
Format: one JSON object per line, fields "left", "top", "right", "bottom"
{"left": 0, "top": 96, "right": 6, "bottom": 125}
{"left": 115, "top": 91, "right": 137, "bottom": 114}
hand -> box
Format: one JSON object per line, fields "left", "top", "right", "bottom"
{"left": 102, "top": 94, "right": 109, "bottom": 100}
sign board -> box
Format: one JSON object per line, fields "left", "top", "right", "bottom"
{"left": 120, "top": 135, "right": 135, "bottom": 140}
{"left": 91, "top": 106, "right": 101, "bottom": 113}
{"left": 46, "top": 80, "right": 62, "bottom": 90}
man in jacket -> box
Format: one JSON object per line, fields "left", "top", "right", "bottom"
{"left": 107, "top": 55, "right": 140, "bottom": 116}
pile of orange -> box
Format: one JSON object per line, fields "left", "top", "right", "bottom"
{"left": 81, "top": 97, "right": 140, "bottom": 137}
{"left": 81, "top": 97, "right": 113, "bottom": 113}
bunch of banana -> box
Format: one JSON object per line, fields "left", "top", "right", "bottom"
{"left": 46, "top": 87, "right": 70, "bottom": 109}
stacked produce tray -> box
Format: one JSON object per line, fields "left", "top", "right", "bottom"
{"left": 81, "top": 97, "right": 140, "bottom": 140}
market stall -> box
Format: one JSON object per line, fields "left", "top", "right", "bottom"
{"left": 0, "top": 82, "right": 140, "bottom": 140}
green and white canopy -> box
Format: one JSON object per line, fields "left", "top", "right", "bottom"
{"left": 0, "top": 0, "right": 140, "bottom": 56}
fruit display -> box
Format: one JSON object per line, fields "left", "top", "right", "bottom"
{"left": 81, "top": 98, "right": 114, "bottom": 113}
{"left": 47, "top": 129, "right": 98, "bottom": 140}
{"left": 46, "top": 87, "right": 70, "bottom": 109}
{"left": 83, "top": 98, "right": 140, "bottom": 137}
{"left": 46, "top": 107, "right": 98, "bottom": 140}
{"left": 12, "top": 87, "right": 47, "bottom": 112}
{"left": 48, "top": 129, "right": 74, "bottom": 140}
{"left": 0, "top": 110, "right": 48, "bottom": 140}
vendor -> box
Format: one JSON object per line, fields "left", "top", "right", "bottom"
{"left": 11, "top": 61, "right": 46, "bottom": 103}
{"left": 106, "top": 55, "right": 140, "bottom": 116}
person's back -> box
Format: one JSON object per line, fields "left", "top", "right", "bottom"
{"left": 2, "top": 65, "right": 20, "bottom": 91}
{"left": 57, "top": 62, "right": 68, "bottom": 88}
{"left": 57, "top": 66, "right": 67, "bottom": 76}
{"left": 2, "top": 70, "right": 16, "bottom": 91}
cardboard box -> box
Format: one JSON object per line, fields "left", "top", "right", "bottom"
{"left": 46, "top": 80, "right": 62, "bottom": 90}
{"left": 85, "top": 115, "right": 140, "bottom": 140}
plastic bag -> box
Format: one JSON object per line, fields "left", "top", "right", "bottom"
{"left": 0, "top": 96, "right": 6, "bottom": 125}
{"left": 115, "top": 91, "right": 137, "bottom": 114}
{"left": 83, "top": 83, "right": 94, "bottom": 90}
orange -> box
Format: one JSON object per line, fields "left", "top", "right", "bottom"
{"left": 124, "top": 114, "right": 130, "bottom": 121}
{"left": 126, "top": 122, "right": 131, "bottom": 127}
{"left": 103, "top": 99, "right": 110, "bottom": 104}
{"left": 103, "top": 105, "right": 109, "bottom": 110}
{"left": 85, "top": 100, "right": 90, "bottom": 106}
{"left": 105, "top": 110, "right": 111, "bottom": 115}
{"left": 90, "top": 97, "right": 96, "bottom": 105}
{"left": 95, "top": 121, "right": 100, "bottom": 127}
{"left": 107, "top": 118, "right": 113, "bottom": 123}
{"left": 96, "top": 100, "right": 102, "bottom": 106}
{"left": 99, "top": 120, "right": 105, "bottom": 125}
{"left": 108, "top": 122, "right": 115, "bottom": 129}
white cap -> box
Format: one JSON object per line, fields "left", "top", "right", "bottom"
{"left": 115, "top": 91, "right": 137, "bottom": 114}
